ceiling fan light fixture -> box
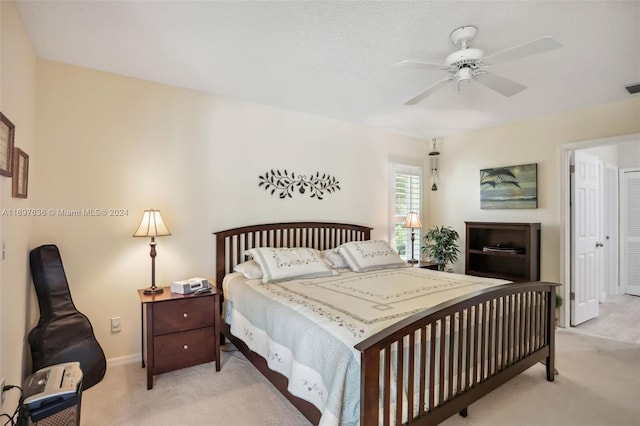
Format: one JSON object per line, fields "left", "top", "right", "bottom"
{"left": 458, "top": 67, "right": 473, "bottom": 82}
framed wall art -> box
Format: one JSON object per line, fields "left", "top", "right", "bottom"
{"left": 0, "top": 112, "right": 15, "bottom": 177}
{"left": 12, "top": 147, "right": 29, "bottom": 198}
{"left": 480, "top": 163, "right": 537, "bottom": 209}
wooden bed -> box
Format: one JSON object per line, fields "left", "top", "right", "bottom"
{"left": 215, "top": 221, "right": 558, "bottom": 426}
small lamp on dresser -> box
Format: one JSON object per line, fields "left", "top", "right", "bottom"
{"left": 403, "top": 212, "right": 422, "bottom": 264}
{"left": 133, "top": 209, "right": 172, "bottom": 294}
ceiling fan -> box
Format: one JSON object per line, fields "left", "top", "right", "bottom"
{"left": 398, "top": 25, "right": 562, "bottom": 105}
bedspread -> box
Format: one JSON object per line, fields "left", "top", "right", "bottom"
{"left": 223, "top": 267, "right": 508, "bottom": 426}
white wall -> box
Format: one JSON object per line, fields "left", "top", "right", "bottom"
{"left": 31, "top": 60, "right": 427, "bottom": 361}
{"left": 617, "top": 141, "right": 640, "bottom": 169}
{"left": 0, "top": 0, "right": 37, "bottom": 412}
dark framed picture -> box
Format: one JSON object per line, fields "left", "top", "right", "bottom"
{"left": 480, "top": 163, "right": 538, "bottom": 209}
{"left": 12, "top": 147, "right": 29, "bottom": 198}
{"left": 0, "top": 112, "right": 15, "bottom": 177}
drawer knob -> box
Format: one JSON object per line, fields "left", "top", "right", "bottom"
{"left": 183, "top": 344, "right": 188, "bottom": 350}
{"left": 183, "top": 313, "right": 188, "bottom": 318}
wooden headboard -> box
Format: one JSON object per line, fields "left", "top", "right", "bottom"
{"left": 213, "top": 221, "right": 372, "bottom": 291}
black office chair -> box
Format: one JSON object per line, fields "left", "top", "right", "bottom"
{"left": 28, "top": 244, "right": 106, "bottom": 390}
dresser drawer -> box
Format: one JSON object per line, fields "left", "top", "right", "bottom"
{"left": 153, "top": 327, "right": 215, "bottom": 373}
{"left": 152, "top": 297, "right": 215, "bottom": 335}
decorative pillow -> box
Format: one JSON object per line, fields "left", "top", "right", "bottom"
{"left": 233, "top": 260, "right": 263, "bottom": 280}
{"left": 321, "top": 249, "right": 349, "bottom": 269}
{"left": 247, "top": 247, "right": 334, "bottom": 283}
{"left": 338, "top": 240, "right": 407, "bottom": 272}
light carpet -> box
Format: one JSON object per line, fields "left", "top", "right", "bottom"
{"left": 81, "top": 330, "right": 640, "bottom": 425}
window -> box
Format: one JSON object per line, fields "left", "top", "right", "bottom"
{"left": 389, "top": 163, "right": 423, "bottom": 261}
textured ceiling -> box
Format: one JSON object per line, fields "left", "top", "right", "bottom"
{"left": 14, "top": 1, "right": 640, "bottom": 139}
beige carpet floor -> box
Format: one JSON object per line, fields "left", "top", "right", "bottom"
{"left": 81, "top": 330, "right": 640, "bottom": 426}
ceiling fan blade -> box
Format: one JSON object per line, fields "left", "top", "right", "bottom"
{"left": 394, "top": 59, "right": 447, "bottom": 69}
{"left": 483, "top": 36, "right": 562, "bottom": 65}
{"left": 404, "top": 77, "right": 451, "bottom": 105}
{"left": 475, "top": 72, "right": 527, "bottom": 97}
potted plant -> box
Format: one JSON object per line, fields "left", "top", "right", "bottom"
{"left": 555, "top": 293, "right": 563, "bottom": 323}
{"left": 421, "top": 225, "right": 460, "bottom": 271}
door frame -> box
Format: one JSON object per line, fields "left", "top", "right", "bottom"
{"left": 620, "top": 167, "right": 640, "bottom": 296}
{"left": 559, "top": 132, "right": 640, "bottom": 328}
{"left": 603, "top": 164, "right": 619, "bottom": 297}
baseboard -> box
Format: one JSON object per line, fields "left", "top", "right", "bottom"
{"left": 107, "top": 353, "right": 141, "bottom": 367}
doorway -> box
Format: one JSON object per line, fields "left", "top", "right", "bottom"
{"left": 560, "top": 133, "right": 640, "bottom": 329}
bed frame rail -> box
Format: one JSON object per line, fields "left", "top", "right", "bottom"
{"left": 355, "top": 281, "right": 558, "bottom": 426}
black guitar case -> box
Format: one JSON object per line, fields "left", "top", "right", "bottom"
{"left": 28, "top": 244, "right": 106, "bottom": 390}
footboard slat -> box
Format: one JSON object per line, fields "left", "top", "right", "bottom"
{"left": 428, "top": 323, "right": 436, "bottom": 412}
{"left": 355, "top": 282, "right": 559, "bottom": 426}
{"left": 419, "top": 326, "right": 427, "bottom": 417}
{"left": 438, "top": 319, "right": 445, "bottom": 406}
{"left": 464, "top": 308, "right": 471, "bottom": 393}
{"left": 472, "top": 302, "right": 479, "bottom": 387}
{"left": 383, "top": 346, "right": 391, "bottom": 426}
{"left": 448, "top": 314, "right": 455, "bottom": 400}
{"left": 456, "top": 311, "right": 464, "bottom": 400}
{"left": 396, "top": 340, "right": 404, "bottom": 425}
{"left": 407, "top": 333, "right": 415, "bottom": 423}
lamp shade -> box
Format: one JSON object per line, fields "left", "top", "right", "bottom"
{"left": 403, "top": 212, "right": 423, "bottom": 229}
{"left": 133, "top": 209, "right": 171, "bottom": 237}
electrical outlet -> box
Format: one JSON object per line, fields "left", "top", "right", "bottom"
{"left": 111, "top": 317, "right": 121, "bottom": 333}
{"left": 1, "top": 377, "right": 5, "bottom": 404}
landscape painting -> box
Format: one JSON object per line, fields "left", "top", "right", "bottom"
{"left": 480, "top": 163, "right": 538, "bottom": 209}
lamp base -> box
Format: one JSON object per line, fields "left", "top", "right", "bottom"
{"left": 143, "top": 286, "right": 164, "bottom": 295}
{"left": 407, "top": 258, "right": 419, "bottom": 264}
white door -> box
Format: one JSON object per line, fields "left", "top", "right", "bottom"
{"left": 571, "top": 151, "right": 601, "bottom": 326}
{"left": 620, "top": 169, "right": 640, "bottom": 296}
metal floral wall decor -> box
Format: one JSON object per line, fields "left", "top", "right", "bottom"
{"left": 258, "top": 169, "right": 340, "bottom": 199}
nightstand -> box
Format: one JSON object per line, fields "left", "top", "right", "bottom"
{"left": 138, "top": 286, "right": 220, "bottom": 389}
{"left": 413, "top": 260, "right": 441, "bottom": 270}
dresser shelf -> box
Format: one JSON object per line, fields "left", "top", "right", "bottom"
{"left": 465, "top": 221, "right": 540, "bottom": 282}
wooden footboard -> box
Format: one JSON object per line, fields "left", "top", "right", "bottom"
{"left": 355, "top": 281, "right": 558, "bottom": 426}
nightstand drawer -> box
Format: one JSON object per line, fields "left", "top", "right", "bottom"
{"left": 153, "top": 327, "right": 215, "bottom": 373}
{"left": 153, "top": 297, "right": 215, "bottom": 335}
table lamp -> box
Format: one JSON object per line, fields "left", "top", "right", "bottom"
{"left": 403, "top": 212, "right": 422, "bottom": 264}
{"left": 133, "top": 209, "right": 171, "bottom": 294}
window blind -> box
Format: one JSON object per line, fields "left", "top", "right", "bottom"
{"left": 390, "top": 163, "right": 423, "bottom": 260}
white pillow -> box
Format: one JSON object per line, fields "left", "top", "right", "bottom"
{"left": 233, "top": 260, "right": 263, "bottom": 280}
{"left": 247, "top": 247, "right": 334, "bottom": 283}
{"left": 321, "top": 249, "right": 349, "bottom": 269}
{"left": 338, "top": 240, "right": 407, "bottom": 272}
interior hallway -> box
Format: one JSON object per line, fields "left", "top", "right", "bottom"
{"left": 573, "top": 294, "right": 640, "bottom": 344}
